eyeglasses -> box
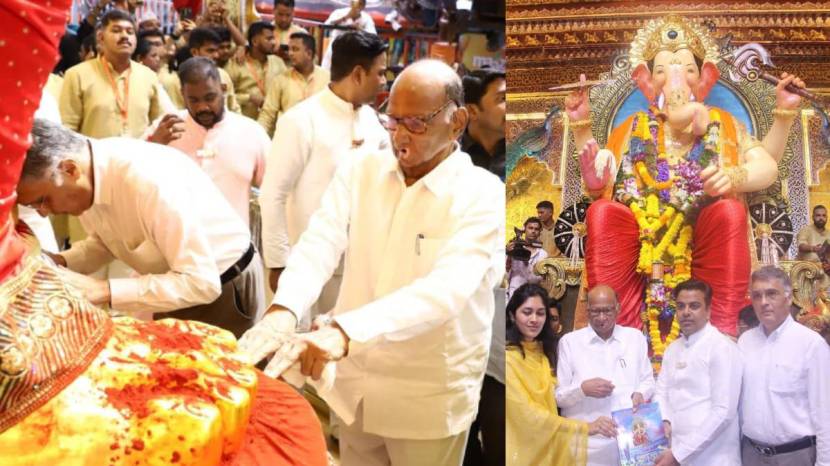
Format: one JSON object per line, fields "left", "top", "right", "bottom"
{"left": 587, "top": 307, "right": 616, "bottom": 317}
{"left": 376, "top": 100, "right": 455, "bottom": 134}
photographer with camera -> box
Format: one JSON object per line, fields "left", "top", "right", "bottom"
{"left": 507, "top": 216, "right": 548, "bottom": 299}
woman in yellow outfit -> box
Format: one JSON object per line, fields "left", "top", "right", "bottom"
{"left": 506, "top": 284, "right": 612, "bottom": 466}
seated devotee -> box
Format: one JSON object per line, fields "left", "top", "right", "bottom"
{"left": 535, "top": 200, "right": 563, "bottom": 258}
{"left": 17, "top": 119, "right": 265, "bottom": 338}
{"left": 796, "top": 205, "right": 830, "bottom": 261}
{"left": 257, "top": 32, "right": 330, "bottom": 138}
{"left": 737, "top": 304, "right": 760, "bottom": 337}
{"left": 239, "top": 59, "right": 504, "bottom": 466}
{"left": 61, "top": 9, "right": 164, "bottom": 138}
{"left": 461, "top": 68, "right": 506, "bottom": 180}
{"left": 224, "top": 21, "right": 286, "bottom": 120}
{"left": 506, "top": 284, "right": 618, "bottom": 466}
{"left": 0, "top": 2, "right": 326, "bottom": 464}
{"left": 654, "top": 279, "right": 742, "bottom": 466}
{"left": 322, "top": 0, "right": 377, "bottom": 70}
{"left": 569, "top": 15, "right": 806, "bottom": 338}
{"left": 556, "top": 284, "right": 655, "bottom": 466}
{"left": 739, "top": 266, "right": 830, "bottom": 466}
{"left": 145, "top": 57, "right": 268, "bottom": 228}
{"left": 506, "top": 216, "right": 548, "bottom": 299}
{"left": 258, "top": 30, "right": 388, "bottom": 327}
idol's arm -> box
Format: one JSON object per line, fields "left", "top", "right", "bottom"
{"left": 761, "top": 110, "right": 799, "bottom": 163}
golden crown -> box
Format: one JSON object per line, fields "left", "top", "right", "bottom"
{"left": 629, "top": 15, "right": 720, "bottom": 67}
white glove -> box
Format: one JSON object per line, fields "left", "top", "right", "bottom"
{"left": 237, "top": 309, "right": 297, "bottom": 365}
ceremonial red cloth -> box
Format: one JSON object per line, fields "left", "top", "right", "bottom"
{"left": 228, "top": 372, "right": 328, "bottom": 466}
{"left": 0, "top": 0, "right": 70, "bottom": 281}
{"left": 586, "top": 199, "right": 750, "bottom": 336}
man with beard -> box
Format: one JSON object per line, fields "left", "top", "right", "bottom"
{"left": 60, "top": 9, "right": 163, "bottom": 138}
{"left": 225, "top": 21, "right": 286, "bottom": 120}
{"left": 273, "top": 0, "right": 308, "bottom": 51}
{"left": 257, "top": 32, "right": 330, "bottom": 138}
{"left": 461, "top": 69, "right": 506, "bottom": 180}
{"left": 145, "top": 57, "right": 268, "bottom": 229}
{"left": 536, "top": 200, "right": 563, "bottom": 258}
{"left": 796, "top": 205, "right": 830, "bottom": 261}
{"left": 258, "top": 31, "right": 389, "bottom": 328}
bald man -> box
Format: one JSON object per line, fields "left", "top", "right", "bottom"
{"left": 556, "top": 284, "right": 656, "bottom": 466}
{"left": 238, "top": 59, "right": 505, "bottom": 466}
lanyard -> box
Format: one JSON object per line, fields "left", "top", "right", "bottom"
{"left": 100, "top": 56, "right": 131, "bottom": 127}
{"left": 245, "top": 57, "right": 266, "bottom": 95}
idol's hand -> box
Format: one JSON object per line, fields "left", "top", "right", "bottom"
{"left": 776, "top": 72, "right": 806, "bottom": 111}
{"left": 579, "top": 139, "right": 615, "bottom": 195}
{"left": 564, "top": 74, "right": 591, "bottom": 122}
{"left": 700, "top": 165, "right": 733, "bottom": 197}
{"left": 237, "top": 307, "right": 297, "bottom": 366}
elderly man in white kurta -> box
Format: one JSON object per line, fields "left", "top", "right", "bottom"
{"left": 654, "top": 279, "right": 742, "bottom": 466}
{"left": 259, "top": 31, "right": 389, "bottom": 328}
{"left": 239, "top": 59, "right": 504, "bottom": 466}
{"left": 739, "top": 266, "right": 830, "bottom": 466}
{"left": 556, "top": 284, "right": 656, "bottom": 466}
{"left": 17, "top": 119, "right": 264, "bottom": 338}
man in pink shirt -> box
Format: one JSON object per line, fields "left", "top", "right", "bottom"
{"left": 145, "top": 57, "right": 268, "bottom": 227}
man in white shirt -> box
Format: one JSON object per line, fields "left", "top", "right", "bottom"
{"left": 259, "top": 30, "right": 389, "bottom": 328}
{"left": 506, "top": 216, "right": 548, "bottom": 299}
{"left": 654, "top": 279, "right": 742, "bottom": 466}
{"left": 556, "top": 284, "right": 656, "bottom": 466}
{"left": 239, "top": 59, "right": 504, "bottom": 466}
{"left": 17, "top": 119, "right": 264, "bottom": 338}
{"left": 145, "top": 57, "right": 268, "bottom": 228}
{"left": 321, "top": 0, "right": 377, "bottom": 70}
{"left": 739, "top": 266, "right": 830, "bottom": 466}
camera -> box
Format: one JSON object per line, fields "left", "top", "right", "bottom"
{"left": 507, "top": 226, "right": 543, "bottom": 262}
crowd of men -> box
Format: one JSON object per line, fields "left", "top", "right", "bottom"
{"left": 22, "top": 2, "right": 506, "bottom": 465}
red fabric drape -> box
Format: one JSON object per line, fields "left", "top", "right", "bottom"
{"left": 691, "top": 199, "right": 751, "bottom": 336}
{"left": 229, "top": 372, "right": 328, "bottom": 466}
{"left": 586, "top": 198, "right": 751, "bottom": 336}
{"left": 586, "top": 199, "right": 647, "bottom": 329}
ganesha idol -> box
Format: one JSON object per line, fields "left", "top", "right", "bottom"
{"left": 0, "top": 1, "right": 325, "bottom": 465}
{"left": 565, "top": 15, "right": 806, "bottom": 365}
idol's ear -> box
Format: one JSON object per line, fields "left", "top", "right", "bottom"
{"left": 693, "top": 61, "right": 720, "bottom": 102}
{"left": 631, "top": 63, "right": 656, "bottom": 103}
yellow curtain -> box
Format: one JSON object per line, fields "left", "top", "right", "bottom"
{"left": 506, "top": 342, "right": 588, "bottom": 466}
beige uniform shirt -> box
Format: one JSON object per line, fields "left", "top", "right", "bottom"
{"left": 60, "top": 58, "right": 162, "bottom": 138}
{"left": 257, "top": 65, "right": 330, "bottom": 137}
{"left": 539, "top": 224, "right": 562, "bottom": 258}
{"left": 224, "top": 54, "right": 286, "bottom": 120}
{"left": 796, "top": 224, "right": 830, "bottom": 261}
{"left": 161, "top": 67, "right": 241, "bottom": 114}
{"left": 276, "top": 24, "right": 308, "bottom": 46}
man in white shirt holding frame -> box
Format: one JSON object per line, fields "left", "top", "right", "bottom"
{"left": 739, "top": 265, "right": 830, "bottom": 466}
{"left": 556, "top": 284, "right": 655, "bottom": 466}
{"left": 654, "top": 279, "right": 742, "bottom": 466}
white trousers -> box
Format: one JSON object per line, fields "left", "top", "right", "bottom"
{"left": 340, "top": 402, "right": 469, "bottom": 466}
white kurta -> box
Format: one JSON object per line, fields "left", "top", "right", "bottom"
{"left": 556, "top": 324, "right": 656, "bottom": 466}
{"left": 259, "top": 86, "right": 388, "bottom": 269}
{"left": 655, "top": 323, "right": 742, "bottom": 465}
{"left": 60, "top": 138, "right": 251, "bottom": 313}
{"left": 739, "top": 315, "right": 830, "bottom": 464}
{"left": 272, "top": 146, "right": 504, "bottom": 439}
{"left": 321, "top": 8, "right": 377, "bottom": 71}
